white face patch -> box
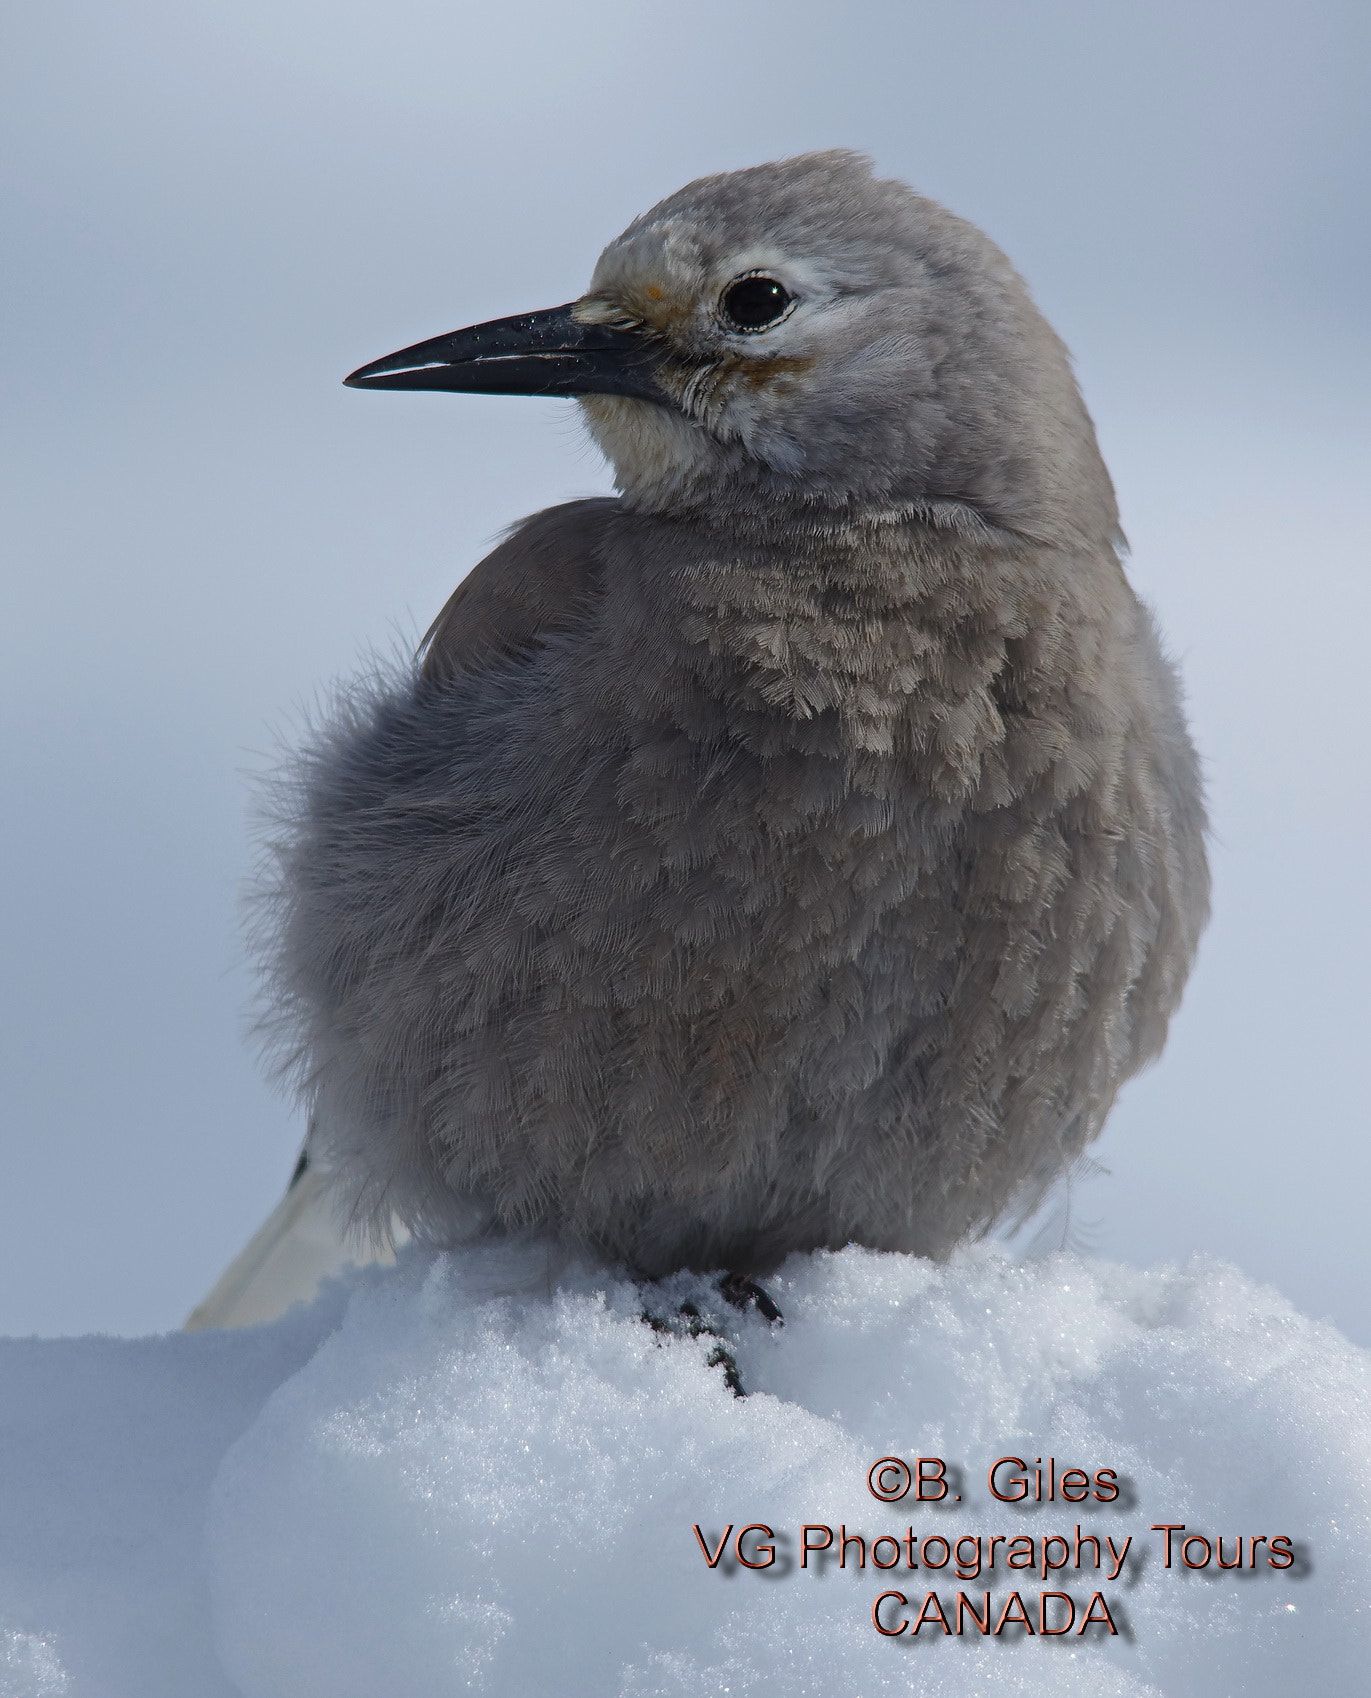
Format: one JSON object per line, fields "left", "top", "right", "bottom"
{"left": 708, "top": 249, "right": 836, "bottom": 322}
{"left": 578, "top": 229, "right": 886, "bottom": 498}
{"left": 578, "top": 394, "right": 714, "bottom": 510}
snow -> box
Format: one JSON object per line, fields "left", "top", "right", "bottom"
{"left": 1, "top": 1246, "right": 1367, "bottom": 1697}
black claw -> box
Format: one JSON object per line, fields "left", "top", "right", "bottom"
{"left": 640, "top": 1295, "right": 749, "bottom": 1396}
{"left": 638, "top": 1273, "right": 783, "bottom": 1399}
{"left": 718, "top": 1273, "right": 784, "bottom": 1326}
{"left": 703, "top": 1340, "right": 747, "bottom": 1398}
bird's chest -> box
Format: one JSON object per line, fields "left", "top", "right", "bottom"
{"left": 593, "top": 711, "right": 945, "bottom": 1013}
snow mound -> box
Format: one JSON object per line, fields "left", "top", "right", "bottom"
{"left": 210, "top": 1245, "right": 1368, "bottom": 1697}
{"left": 4, "top": 1246, "right": 1368, "bottom": 1696}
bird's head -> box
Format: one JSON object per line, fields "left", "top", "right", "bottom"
{"left": 346, "top": 152, "right": 1116, "bottom": 547}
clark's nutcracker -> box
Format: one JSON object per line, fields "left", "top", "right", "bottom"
{"left": 189, "top": 152, "right": 1208, "bottom": 1329}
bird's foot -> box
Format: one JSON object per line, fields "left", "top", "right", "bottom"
{"left": 718, "top": 1272, "right": 784, "bottom": 1326}
{"left": 641, "top": 1298, "right": 746, "bottom": 1396}
{"left": 639, "top": 1273, "right": 783, "bottom": 1398}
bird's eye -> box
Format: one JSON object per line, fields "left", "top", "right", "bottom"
{"left": 719, "top": 274, "right": 795, "bottom": 333}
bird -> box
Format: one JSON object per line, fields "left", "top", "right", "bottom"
{"left": 190, "top": 151, "right": 1208, "bottom": 1330}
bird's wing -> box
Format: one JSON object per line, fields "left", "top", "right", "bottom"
{"left": 419, "top": 496, "right": 620, "bottom": 683}
{"left": 186, "top": 500, "right": 618, "bottom": 1329}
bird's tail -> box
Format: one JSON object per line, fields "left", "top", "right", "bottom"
{"left": 184, "top": 1146, "right": 408, "bottom": 1330}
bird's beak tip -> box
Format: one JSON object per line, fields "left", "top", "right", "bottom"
{"left": 340, "top": 304, "right": 665, "bottom": 403}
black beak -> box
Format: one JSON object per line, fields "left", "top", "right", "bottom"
{"left": 343, "top": 302, "right": 665, "bottom": 402}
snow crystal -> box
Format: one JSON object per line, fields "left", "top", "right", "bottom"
{"left": 2, "top": 1246, "right": 1368, "bottom": 1696}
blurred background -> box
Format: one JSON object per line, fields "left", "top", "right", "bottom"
{"left": 1, "top": 0, "right": 1366, "bottom": 1340}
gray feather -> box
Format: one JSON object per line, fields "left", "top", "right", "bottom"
{"left": 257, "top": 152, "right": 1209, "bottom": 1278}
